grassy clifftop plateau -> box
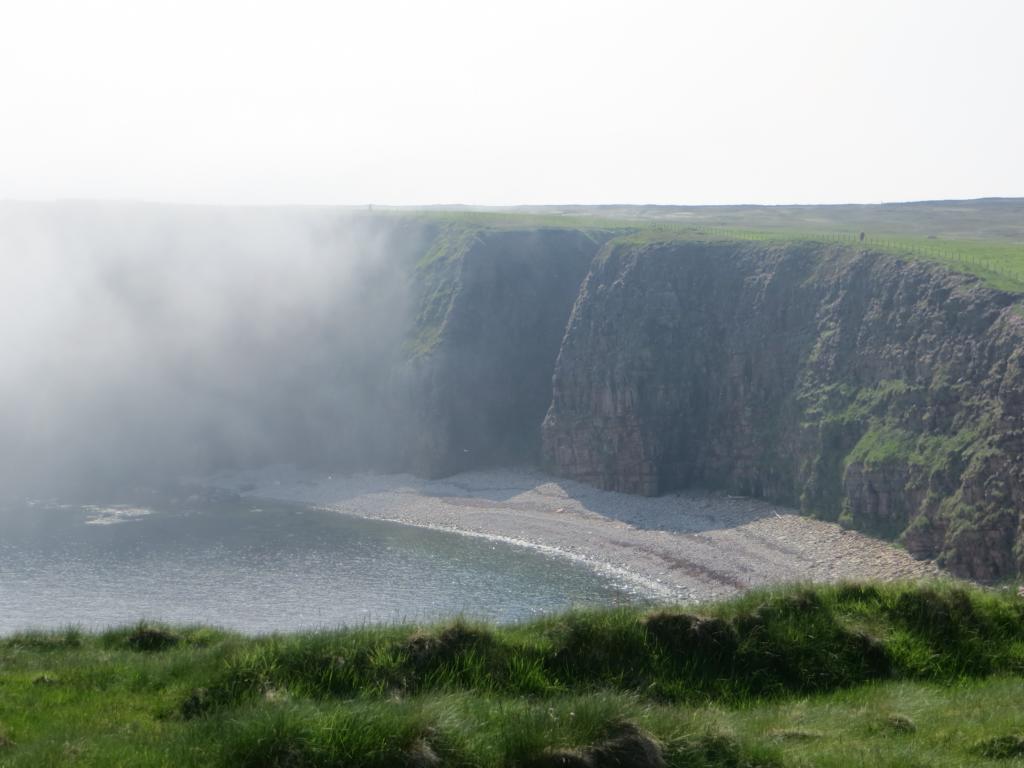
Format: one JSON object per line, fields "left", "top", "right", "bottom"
{"left": 6, "top": 583, "right": 1024, "bottom": 766}
{"left": 403, "top": 207, "right": 1024, "bottom": 295}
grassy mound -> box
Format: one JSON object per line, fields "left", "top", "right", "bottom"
{"left": 4, "top": 582, "right": 1024, "bottom": 766}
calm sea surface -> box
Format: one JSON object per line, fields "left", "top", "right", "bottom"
{"left": 0, "top": 494, "right": 637, "bottom": 634}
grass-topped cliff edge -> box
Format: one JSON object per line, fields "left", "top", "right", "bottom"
{"left": 6, "top": 582, "right": 1024, "bottom": 766}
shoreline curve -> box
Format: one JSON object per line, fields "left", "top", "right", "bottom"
{"left": 208, "top": 465, "right": 940, "bottom": 604}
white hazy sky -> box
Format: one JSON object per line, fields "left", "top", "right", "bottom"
{"left": 1, "top": 0, "right": 1021, "bottom": 206}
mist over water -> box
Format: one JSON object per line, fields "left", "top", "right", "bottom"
{"left": 0, "top": 203, "right": 429, "bottom": 499}
{"left": 0, "top": 203, "right": 645, "bottom": 631}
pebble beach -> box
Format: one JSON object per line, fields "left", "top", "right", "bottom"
{"left": 209, "top": 466, "right": 940, "bottom": 603}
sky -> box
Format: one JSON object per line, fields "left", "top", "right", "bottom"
{"left": 1, "top": 0, "right": 1021, "bottom": 206}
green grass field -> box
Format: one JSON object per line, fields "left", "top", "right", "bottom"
{"left": 662, "top": 226, "right": 1024, "bottom": 293}
{"left": 419, "top": 198, "right": 1024, "bottom": 244}
{"left": 396, "top": 204, "right": 1024, "bottom": 295}
{"left": 6, "top": 582, "right": 1024, "bottom": 766}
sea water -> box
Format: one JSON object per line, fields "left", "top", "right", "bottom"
{"left": 0, "top": 494, "right": 637, "bottom": 634}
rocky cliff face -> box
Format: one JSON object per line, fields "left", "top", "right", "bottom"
{"left": 541, "top": 241, "right": 820, "bottom": 498}
{"left": 537, "top": 238, "right": 1024, "bottom": 580}
{"left": 405, "top": 227, "right": 606, "bottom": 476}
{"left": 396, "top": 227, "right": 1024, "bottom": 579}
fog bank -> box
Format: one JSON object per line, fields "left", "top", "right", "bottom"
{"left": 0, "top": 202, "right": 430, "bottom": 498}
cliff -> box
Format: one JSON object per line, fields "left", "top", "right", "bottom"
{"left": 391, "top": 224, "right": 1024, "bottom": 579}
{"left": 404, "top": 226, "right": 608, "bottom": 476}
{"left": 538, "top": 238, "right": 1024, "bottom": 580}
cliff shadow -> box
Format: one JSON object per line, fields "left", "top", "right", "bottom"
{"left": 546, "top": 480, "right": 790, "bottom": 535}
{"left": 412, "top": 467, "right": 789, "bottom": 535}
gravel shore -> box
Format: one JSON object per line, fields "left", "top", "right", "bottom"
{"left": 209, "top": 466, "right": 940, "bottom": 602}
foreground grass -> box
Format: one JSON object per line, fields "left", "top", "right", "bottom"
{"left": 5, "top": 582, "right": 1024, "bottom": 766}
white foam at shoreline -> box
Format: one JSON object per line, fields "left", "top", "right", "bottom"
{"left": 307, "top": 504, "right": 681, "bottom": 601}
